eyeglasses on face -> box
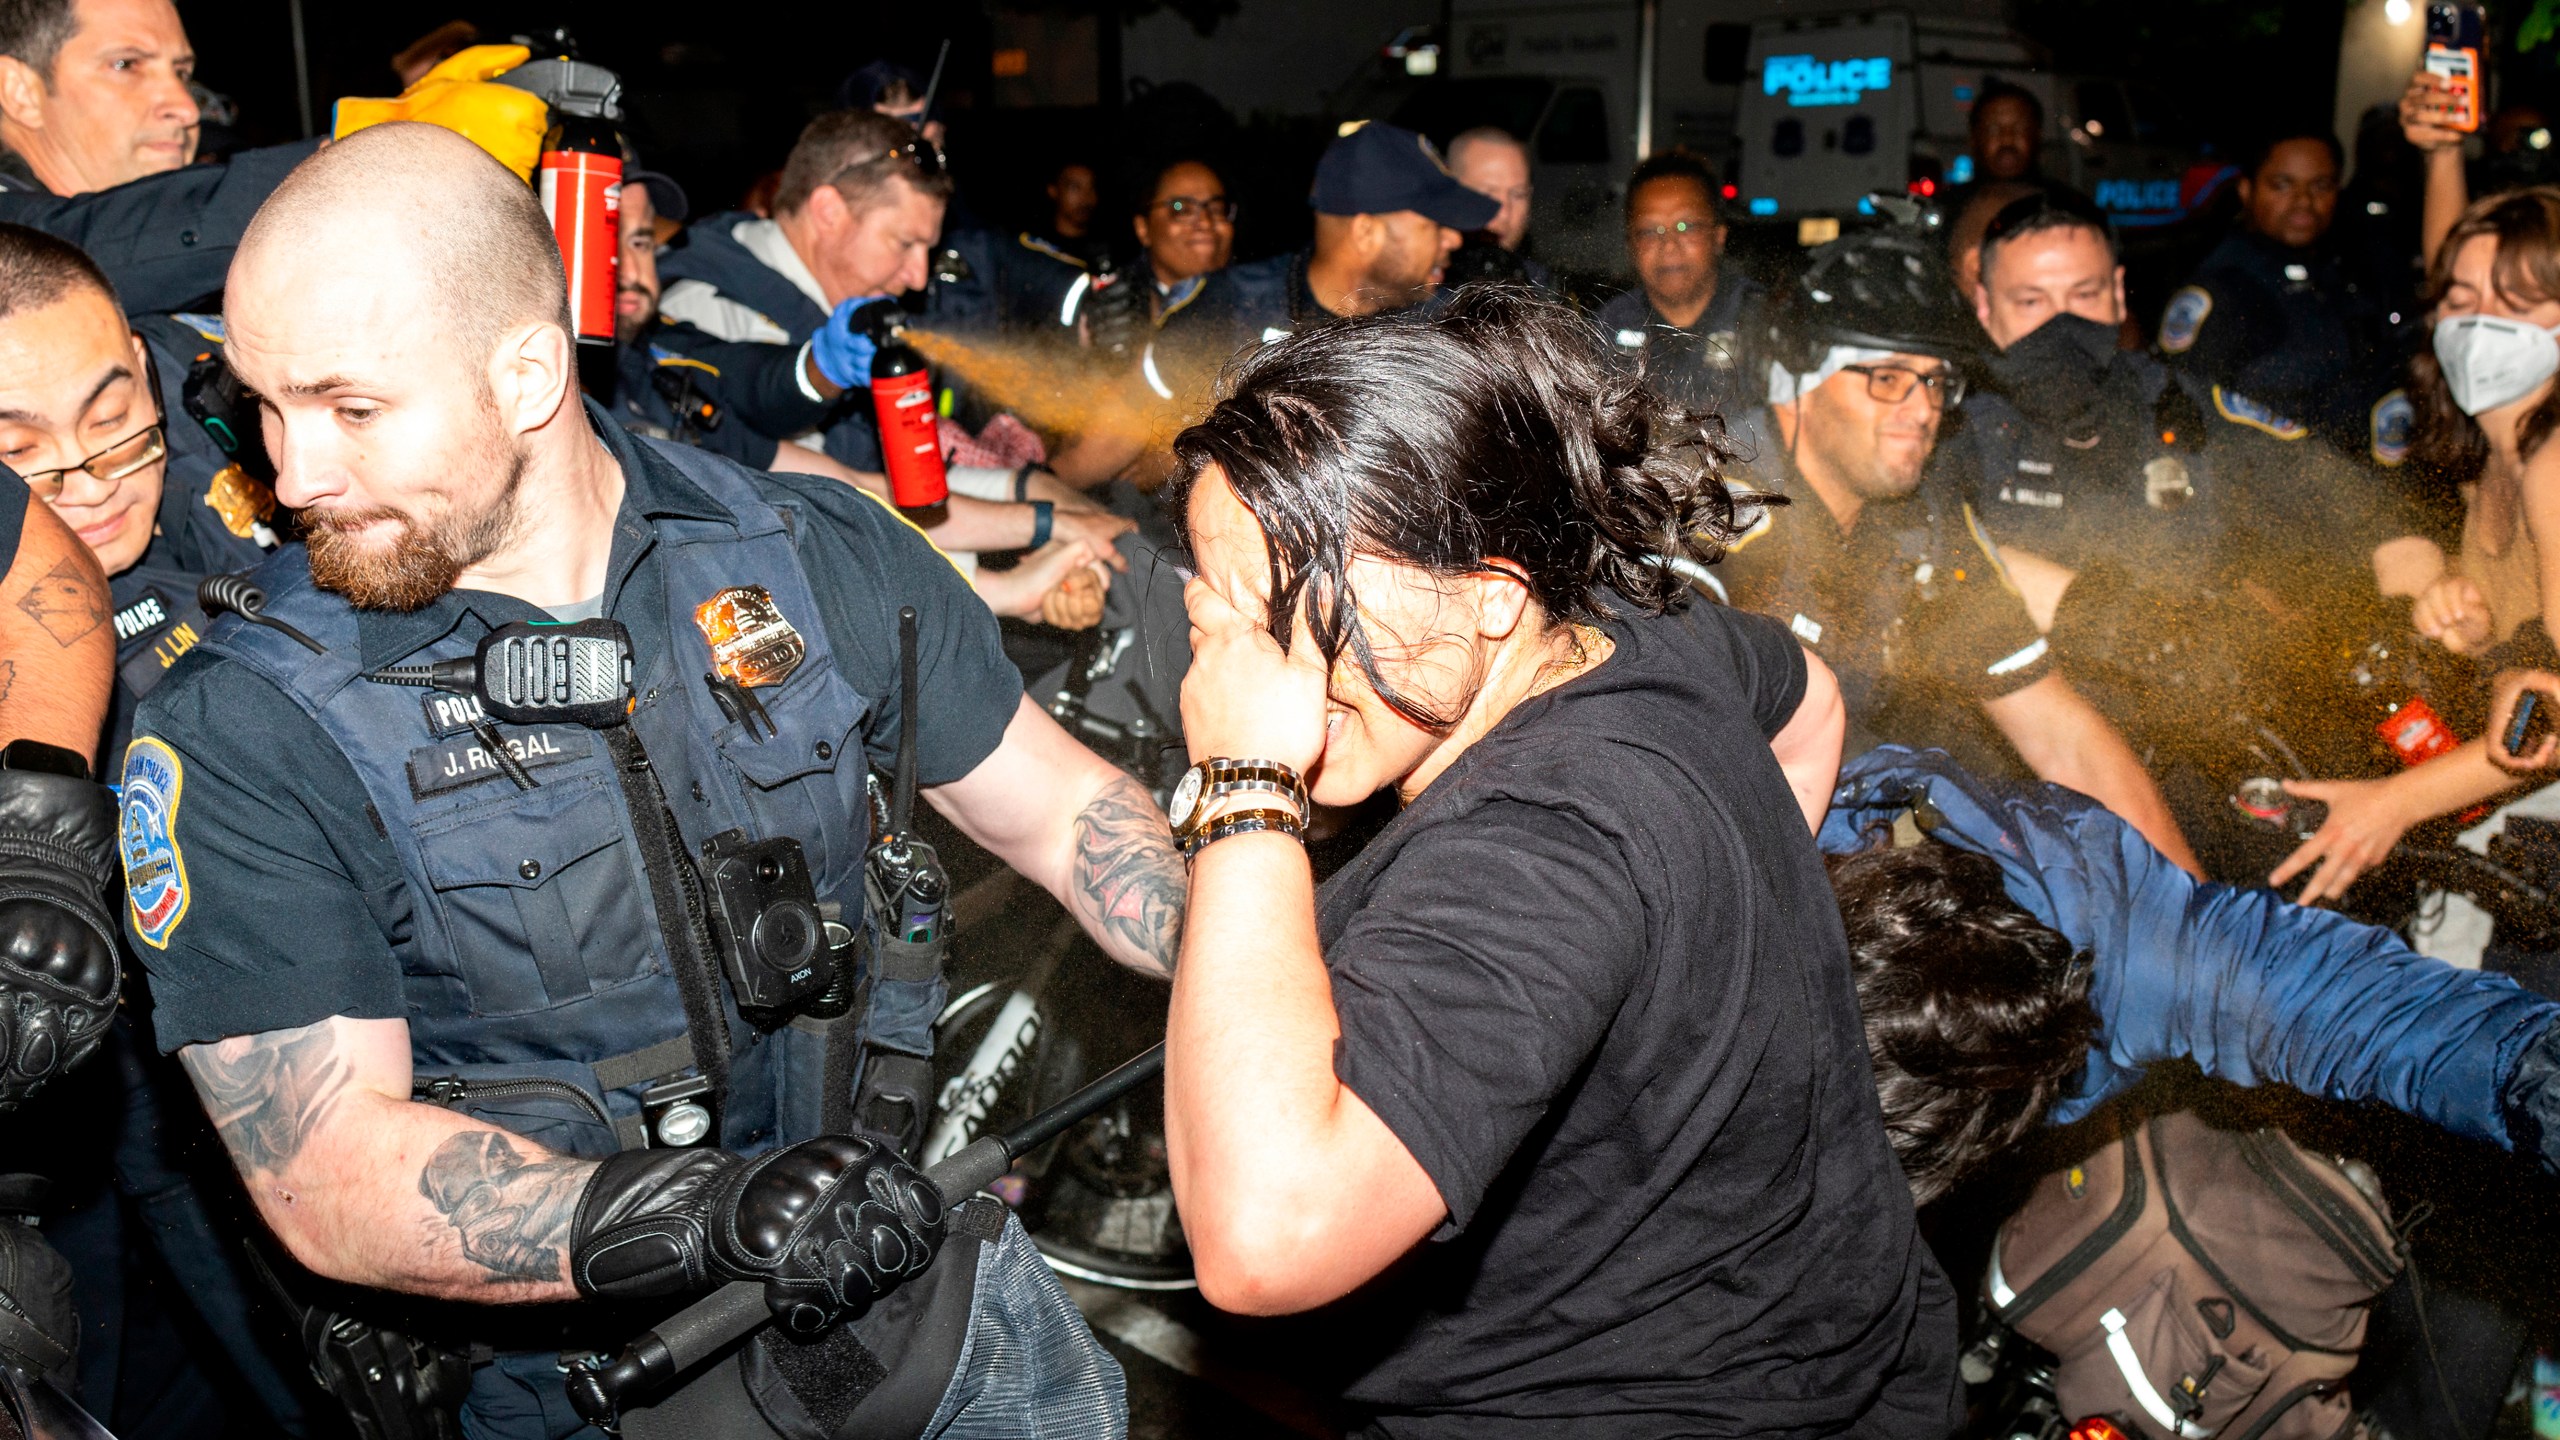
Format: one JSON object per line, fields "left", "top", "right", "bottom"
{"left": 1631, "top": 219, "right": 1716, "bottom": 245}
{"left": 1153, "top": 195, "right": 1237, "bottom": 224}
{"left": 1840, "top": 363, "right": 1965, "bottom": 407}
{"left": 23, "top": 422, "right": 165, "bottom": 501}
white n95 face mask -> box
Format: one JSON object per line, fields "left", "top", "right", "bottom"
{"left": 2435, "top": 313, "right": 2560, "bottom": 415}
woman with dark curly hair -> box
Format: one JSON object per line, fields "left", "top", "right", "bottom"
{"left": 1159, "top": 285, "right": 1959, "bottom": 1437}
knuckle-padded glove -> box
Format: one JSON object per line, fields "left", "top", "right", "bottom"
{"left": 0, "top": 770, "right": 119, "bottom": 1110}
{"left": 811, "top": 295, "right": 898, "bottom": 389}
{"left": 569, "top": 1134, "right": 946, "bottom": 1333}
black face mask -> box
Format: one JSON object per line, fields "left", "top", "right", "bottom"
{"left": 1988, "top": 312, "right": 2122, "bottom": 424}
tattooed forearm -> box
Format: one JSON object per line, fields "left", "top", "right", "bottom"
{"left": 181, "top": 1024, "right": 354, "bottom": 1180}
{"left": 418, "top": 1131, "right": 592, "bottom": 1285}
{"left": 15, "top": 556, "right": 106, "bottom": 647}
{"left": 1071, "top": 772, "right": 1186, "bottom": 977}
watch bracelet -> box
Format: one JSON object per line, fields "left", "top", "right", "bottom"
{"left": 1195, "top": 756, "right": 1310, "bottom": 813}
{"left": 1181, "top": 805, "right": 1307, "bottom": 859}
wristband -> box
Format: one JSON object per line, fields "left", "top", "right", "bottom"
{"left": 1181, "top": 805, "right": 1307, "bottom": 859}
{"left": 1013, "top": 462, "right": 1038, "bottom": 501}
{"left": 1029, "top": 500, "right": 1054, "bottom": 549}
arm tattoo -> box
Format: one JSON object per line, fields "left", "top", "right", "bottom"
{"left": 182, "top": 1025, "right": 353, "bottom": 1181}
{"left": 15, "top": 557, "right": 106, "bottom": 647}
{"left": 418, "top": 1131, "right": 589, "bottom": 1285}
{"left": 1071, "top": 772, "right": 1186, "bottom": 976}
{"left": 0, "top": 659, "right": 18, "bottom": 706}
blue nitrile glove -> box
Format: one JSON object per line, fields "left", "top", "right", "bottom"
{"left": 811, "top": 294, "right": 896, "bottom": 388}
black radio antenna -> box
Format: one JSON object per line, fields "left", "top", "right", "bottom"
{"left": 891, "top": 605, "right": 920, "bottom": 840}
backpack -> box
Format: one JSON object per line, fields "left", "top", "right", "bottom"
{"left": 1984, "top": 1109, "right": 2405, "bottom": 1440}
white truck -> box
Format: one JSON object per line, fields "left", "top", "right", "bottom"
{"left": 1421, "top": 0, "right": 2214, "bottom": 276}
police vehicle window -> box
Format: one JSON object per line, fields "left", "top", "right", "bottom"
{"left": 2073, "top": 80, "right": 2131, "bottom": 142}
{"left": 2123, "top": 83, "right": 2198, "bottom": 146}
{"left": 1774, "top": 117, "right": 1806, "bottom": 158}
{"left": 1705, "top": 24, "right": 1752, "bottom": 85}
{"left": 1539, "top": 87, "right": 1611, "bottom": 165}
{"left": 1843, "top": 115, "right": 1877, "bottom": 155}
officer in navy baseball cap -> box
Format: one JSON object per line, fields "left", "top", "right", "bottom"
{"left": 1165, "top": 120, "right": 1499, "bottom": 366}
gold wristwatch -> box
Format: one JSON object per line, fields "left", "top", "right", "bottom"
{"left": 1170, "top": 757, "right": 1308, "bottom": 856}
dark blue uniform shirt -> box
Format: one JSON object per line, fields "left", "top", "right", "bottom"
{"left": 1593, "top": 271, "right": 1763, "bottom": 418}
{"left": 2158, "top": 229, "right": 2410, "bottom": 466}
{"left": 0, "top": 142, "right": 316, "bottom": 314}
{"left": 128, "top": 411, "right": 1018, "bottom": 1052}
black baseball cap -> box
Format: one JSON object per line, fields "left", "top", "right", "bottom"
{"left": 1310, "top": 121, "right": 1500, "bottom": 231}
{"left": 627, "top": 169, "right": 689, "bottom": 225}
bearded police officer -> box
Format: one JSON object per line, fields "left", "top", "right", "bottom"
{"left": 1714, "top": 225, "right": 2202, "bottom": 874}
{"left": 122, "top": 123, "right": 1163, "bottom": 1438}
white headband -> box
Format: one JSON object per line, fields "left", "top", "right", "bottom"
{"left": 1767, "top": 345, "right": 1898, "bottom": 407}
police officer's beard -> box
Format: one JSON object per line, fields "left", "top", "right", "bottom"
{"left": 305, "top": 439, "right": 531, "bottom": 612}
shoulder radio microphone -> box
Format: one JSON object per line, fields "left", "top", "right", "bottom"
{"left": 364, "top": 619, "right": 637, "bottom": 788}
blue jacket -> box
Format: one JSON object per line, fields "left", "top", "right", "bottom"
{"left": 1817, "top": 746, "right": 2560, "bottom": 1148}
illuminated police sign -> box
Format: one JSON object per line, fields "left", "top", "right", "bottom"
{"left": 1764, "top": 54, "right": 1893, "bottom": 107}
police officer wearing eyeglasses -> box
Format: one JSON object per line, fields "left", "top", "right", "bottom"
{"left": 1717, "top": 226, "right": 2205, "bottom": 875}
{"left": 1594, "top": 152, "right": 1763, "bottom": 418}
{"left": 0, "top": 220, "right": 299, "bottom": 1428}
{"left": 0, "top": 224, "right": 273, "bottom": 760}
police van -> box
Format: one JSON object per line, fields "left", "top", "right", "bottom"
{"left": 1414, "top": 0, "right": 2216, "bottom": 274}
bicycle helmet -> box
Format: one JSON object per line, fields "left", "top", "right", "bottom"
{"left": 1756, "top": 227, "right": 1987, "bottom": 377}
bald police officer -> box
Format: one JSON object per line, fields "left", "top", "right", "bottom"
{"left": 122, "top": 124, "right": 1161, "bottom": 1438}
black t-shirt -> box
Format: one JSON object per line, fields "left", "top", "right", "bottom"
{"left": 129, "top": 424, "right": 1018, "bottom": 1052}
{"left": 1315, "top": 599, "right": 1958, "bottom": 1437}
{"left": 0, "top": 466, "right": 25, "bottom": 578}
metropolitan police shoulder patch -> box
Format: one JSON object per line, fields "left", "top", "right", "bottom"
{"left": 2212, "top": 386, "right": 2308, "bottom": 440}
{"left": 120, "top": 737, "right": 189, "bottom": 949}
{"left": 2159, "top": 286, "right": 2213, "bottom": 354}
{"left": 2371, "top": 389, "right": 2416, "bottom": 467}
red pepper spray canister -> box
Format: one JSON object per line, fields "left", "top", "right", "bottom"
{"left": 539, "top": 111, "right": 622, "bottom": 348}
{"left": 870, "top": 322, "right": 948, "bottom": 508}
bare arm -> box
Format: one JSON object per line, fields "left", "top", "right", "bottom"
{"left": 925, "top": 695, "right": 1184, "bottom": 978}
{"left": 2271, "top": 740, "right": 2518, "bottom": 904}
{"left": 2373, "top": 535, "right": 2448, "bottom": 600}
{"left": 2402, "top": 71, "right": 2471, "bottom": 276}
{"left": 1995, "top": 546, "right": 2077, "bottom": 634}
{"left": 1773, "top": 648, "right": 1845, "bottom": 832}
{"left": 763, "top": 447, "right": 1135, "bottom": 561}
{"left": 179, "top": 1015, "right": 592, "bottom": 1302}
{"left": 1983, "top": 672, "right": 2203, "bottom": 876}
{"left": 0, "top": 498, "right": 112, "bottom": 755}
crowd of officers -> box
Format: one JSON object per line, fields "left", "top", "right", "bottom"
{"left": 0, "top": 0, "right": 2553, "bottom": 1433}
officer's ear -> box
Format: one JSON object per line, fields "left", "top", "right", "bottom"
{"left": 0, "top": 55, "right": 46, "bottom": 133}
{"left": 485, "top": 320, "right": 576, "bottom": 442}
{"left": 802, "top": 182, "right": 851, "bottom": 242}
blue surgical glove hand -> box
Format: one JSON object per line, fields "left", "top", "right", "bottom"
{"left": 811, "top": 294, "right": 895, "bottom": 388}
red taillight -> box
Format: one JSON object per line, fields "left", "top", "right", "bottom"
{"left": 1721, "top": 182, "right": 1739, "bottom": 199}
{"left": 2068, "top": 1420, "right": 2132, "bottom": 1440}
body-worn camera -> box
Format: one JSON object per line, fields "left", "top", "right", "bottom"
{"left": 698, "top": 830, "right": 836, "bottom": 1018}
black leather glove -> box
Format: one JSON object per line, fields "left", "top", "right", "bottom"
{"left": 0, "top": 764, "right": 119, "bottom": 1110}
{"left": 1080, "top": 263, "right": 1148, "bottom": 369}
{"left": 569, "top": 1134, "right": 946, "bottom": 1333}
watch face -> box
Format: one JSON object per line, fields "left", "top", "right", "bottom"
{"left": 1170, "top": 766, "right": 1205, "bottom": 829}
